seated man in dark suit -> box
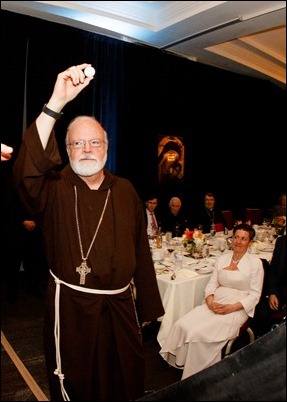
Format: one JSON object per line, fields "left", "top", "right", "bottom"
{"left": 267, "top": 234, "right": 286, "bottom": 320}
{"left": 191, "top": 192, "right": 226, "bottom": 234}
{"left": 252, "top": 234, "right": 286, "bottom": 337}
{"left": 161, "top": 196, "right": 189, "bottom": 237}
{"left": 144, "top": 193, "right": 162, "bottom": 238}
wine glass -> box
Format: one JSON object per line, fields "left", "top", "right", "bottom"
{"left": 210, "top": 223, "right": 216, "bottom": 237}
{"left": 219, "top": 239, "right": 226, "bottom": 254}
{"left": 167, "top": 244, "right": 175, "bottom": 261}
{"left": 202, "top": 244, "right": 210, "bottom": 263}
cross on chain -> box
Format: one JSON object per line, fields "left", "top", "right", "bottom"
{"left": 76, "top": 260, "right": 91, "bottom": 285}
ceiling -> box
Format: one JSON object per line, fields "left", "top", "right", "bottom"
{"left": 2, "top": 1, "right": 286, "bottom": 87}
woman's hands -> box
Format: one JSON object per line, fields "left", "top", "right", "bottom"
{"left": 206, "top": 295, "right": 242, "bottom": 314}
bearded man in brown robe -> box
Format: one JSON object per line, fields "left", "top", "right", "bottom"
{"left": 13, "top": 63, "right": 164, "bottom": 401}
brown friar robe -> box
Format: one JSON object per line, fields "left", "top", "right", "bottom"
{"left": 13, "top": 122, "right": 164, "bottom": 401}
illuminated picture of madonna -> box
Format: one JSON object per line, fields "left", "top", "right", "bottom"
{"left": 158, "top": 136, "right": 184, "bottom": 185}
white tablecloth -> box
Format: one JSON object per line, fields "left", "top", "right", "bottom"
{"left": 156, "top": 258, "right": 212, "bottom": 347}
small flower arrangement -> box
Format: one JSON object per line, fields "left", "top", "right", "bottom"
{"left": 183, "top": 228, "right": 205, "bottom": 249}
{"left": 272, "top": 216, "right": 286, "bottom": 228}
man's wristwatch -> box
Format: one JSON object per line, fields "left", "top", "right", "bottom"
{"left": 42, "top": 104, "right": 63, "bottom": 120}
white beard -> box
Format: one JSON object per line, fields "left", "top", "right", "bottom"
{"left": 70, "top": 154, "right": 107, "bottom": 176}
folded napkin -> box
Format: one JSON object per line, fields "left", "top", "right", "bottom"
{"left": 178, "top": 269, "right": 199, "bottom": 278}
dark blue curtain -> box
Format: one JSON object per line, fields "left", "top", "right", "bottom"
{"left": 1, "top": 10, "right": 286, "bottom": 218}
{"left": 1, "top": 11, "right": 126, "bottom": 173}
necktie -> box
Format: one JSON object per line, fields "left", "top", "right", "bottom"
{"left": 150, "top": 212, "right": 158, "bottom": 232}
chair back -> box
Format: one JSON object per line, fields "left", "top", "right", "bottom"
{"left": 222, "top": 318, "right": 255, "bottom": 357}
{"left": 244, "top": 208, "right": 262, "bottom": 225}
{"left": 221, "top": 210, "right": 233, "bottom": 230}
{"left": 214, "top": 223, "right": 224, "bottom": 232}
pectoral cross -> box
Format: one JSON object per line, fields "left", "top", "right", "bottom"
{"left": 76, "top": 260, "right": 91, "bottom": 285}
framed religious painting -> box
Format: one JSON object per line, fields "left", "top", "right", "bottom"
{"left": 158, "top": 136, "right": 184, "bottom": 185}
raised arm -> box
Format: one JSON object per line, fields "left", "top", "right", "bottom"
{"left": 36, "top": 63, "right": 94, "bottom": 149}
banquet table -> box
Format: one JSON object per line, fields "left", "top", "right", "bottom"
{"left": 153, "top": 232, "right": 275, "bottom": 347}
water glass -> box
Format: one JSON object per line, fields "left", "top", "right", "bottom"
{"left": 173, "top": 250, "right": 183, "bottom": 271}
{"left": 202, "top": 245, "right": 210, "bottom": 259}
{"left": 165, "top": 231, "right": 172, "bottom": 244}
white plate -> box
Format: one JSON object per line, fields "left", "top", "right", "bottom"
{"left": 261, "top": 247, "right": 274, "bottom": 252}
{"left": 154, "top": 260, "right": 171, "bottom": 268}
{"left": 198, "top": 267, "right": 213, "bottom": 274}
{"left": 154, "top": 266, "right": 172, "bottom": 275}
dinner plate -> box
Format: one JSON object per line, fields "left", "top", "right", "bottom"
{"left": 154, "top": 266, "right": 172, "bottom": 275}
{"left": 197, "top": 266, "right": 213, "bottom": 274}
{"left": 154, "top": 261, "right": 172, "bottom": 268}
{"left": 261, "top": 247, "right": 274, "bottom": 252}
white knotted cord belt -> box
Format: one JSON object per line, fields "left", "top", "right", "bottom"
{"left": 50, "top": 270, "right": 130, "bottom": 401}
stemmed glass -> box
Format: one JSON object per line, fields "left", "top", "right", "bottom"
{"left": 202, "top": 244, "right": 210, "bottom": 263}
{"left": 166, "top": 243, "right": 175, "bottom": 261}
{"left": 219, "top": 239, "right": 226, "bottom": 254}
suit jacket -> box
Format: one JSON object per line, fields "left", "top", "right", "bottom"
{"left": 267, "top": 235, "right": 286, "bottom": 303}
{"left": 191, "top": 206, "right": 226, "bottom": 234}
{"left": 160, "top": 210, "right": 188, "bottom": 237}
{"left": 144, "top": 208, "right": 162, "bottom": 231}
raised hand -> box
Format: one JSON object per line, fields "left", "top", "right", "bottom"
{"left": 1, "top": 143, "right": 13, "bottom": 162}
{"left": 48, "top": 63, "right": 94, "bottom": 110}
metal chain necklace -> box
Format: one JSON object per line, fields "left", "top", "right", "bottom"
{"left": 74, "top": 186, "right": 111, "bottom": 285}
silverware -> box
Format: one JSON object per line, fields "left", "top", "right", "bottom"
{"left": 158, "top": 261, "right": 170, "bottom": 267}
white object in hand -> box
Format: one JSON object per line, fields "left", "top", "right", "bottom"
{"left": 84, "top": 66, "right": 95, "bottom": 77}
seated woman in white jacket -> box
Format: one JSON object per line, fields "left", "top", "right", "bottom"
{"left": 159, "top": 223, "right": 264, "bottom": 380}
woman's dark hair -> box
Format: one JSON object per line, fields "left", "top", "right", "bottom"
{"left": 233, "top": 223, "right": 255, "bottom": 241}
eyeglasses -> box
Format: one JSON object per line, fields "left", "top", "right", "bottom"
{"left": 233, "top": 235, "right": 249, "bottom": 242}
{"left": 68, "top": 139, "right": 106, "bottom": 149}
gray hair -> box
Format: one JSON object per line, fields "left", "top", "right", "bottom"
{"left": 65, "top": 116, "right": 108, "bottom": 145}
{"left": 169, "top": 197, "right": 181, "bottom": 207}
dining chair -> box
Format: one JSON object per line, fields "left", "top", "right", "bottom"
{"left": 221, "top": 210, "right": 233, "bottom": 230}
{"left": 222, "top": 318, "right": 255, "bottom": 358}
{"left": 214, "top": 223, "right": 224, "bottom": 232}
{"left": 244, "top": 208, "right": 263, "bottom": 225}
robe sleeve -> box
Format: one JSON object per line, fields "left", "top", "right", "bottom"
{"left": 13, "top": 121, "right": 62, "bottom": 214}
